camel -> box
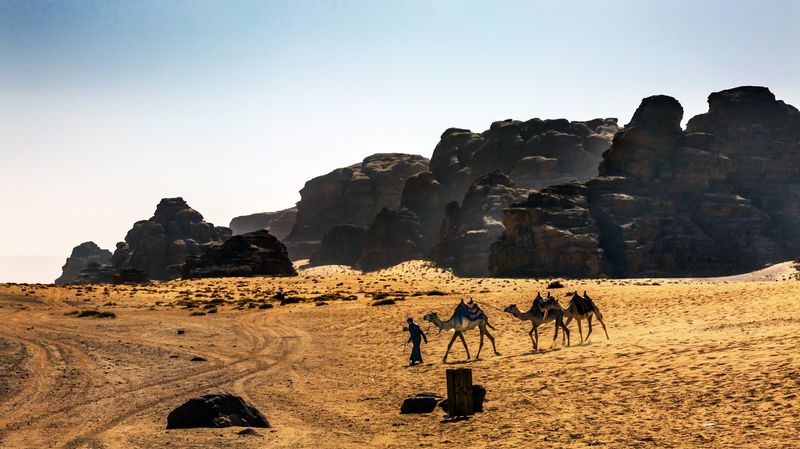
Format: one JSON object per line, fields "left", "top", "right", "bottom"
{"left": 503, "top": 292, "right": 570, "bottom": 351}
{"left": 423, "top": 302, "right": 499, "bottom": 362}
{"left": 538, "top": 291, "right": 609, "bottom": 343}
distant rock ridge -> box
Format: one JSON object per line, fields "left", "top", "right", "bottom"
{"left": 111, "top": 197, "right": 232, "bottom": 281}
{"left": 55, "top": 242, "right": 112, "bottom": 284}
{"left": 229, "top": 207, "right": 297, "bottom": 240}
{"left": 490, "top": 86, "right": 800, "bottom": 278}
{"left": 284, "top": 153, "right": 429, "bottom": 259}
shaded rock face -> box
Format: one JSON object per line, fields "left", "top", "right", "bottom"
{"left": 402, "top": 118, "right": 618, "bottom": 250}
{"left": 76, "top": 262, "right": 114, "bottom": 284}
{"left": 111, "top": 198, "right": 231, "bottom": 281}
{"left": 166, "top": 393, "right": 269, "bottom": 429}
{"left": 310, "top": 224, "right": 366, "bottom": 266}
{"left": 183, "top": 230, "right": 297, "bottom": 278}
{"left": 435, "top": 172, "right": 526, "bottom": 277}
{"left": 360, "top": 208, "right": 426, "bottom": 271}
{"left": 229, "top": 207, "right": 297, "bottom": 240}
{"left": 55, "top": 242, "right": 112, "bottom": 284}
{"left": 490, "top": 86, "right": 800, "bottom": 278}
{"left": 285, "top": 153, "right": 429, "bottom": 259}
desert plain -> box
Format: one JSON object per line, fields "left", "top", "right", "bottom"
{"left": 0, "top": 260, "right": 798, "bottom": 449}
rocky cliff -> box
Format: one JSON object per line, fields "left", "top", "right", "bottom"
{"left": 359, "top": 208, "right": 426, "bottom": 271}
{"left": 55, "top": 242, "right": 112, "bottom": 284}
{"left": 111, "top": 197, "right": 232, "bottom": 280}
{"left": 229, "top": 207, "right": 297, "bottom": 240}
{"left": 490, "top": 86, "right": 800, "bottom": 278}
{"left": 183, "top": 230, "right": 296, "bottom": 278}
{"left": 402, "top": 118, "right": 618, "bottom": 250}
{"left": 284, "top": 153, "right": 429, "bottom": 259}
{"left": 434, "top": 171, "right": 527, "bottom": 276}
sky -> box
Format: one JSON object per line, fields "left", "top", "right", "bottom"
{"left": 1, "top": 0, "right": 799, "bottom": 282}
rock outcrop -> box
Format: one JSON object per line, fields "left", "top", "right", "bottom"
{"left": 360, "top": 208, "right": 426, "bottom": 271}
{"left": 490, "top": 87, "right": 800, "bottom": 278}
{"left": 111, "top": 198, "right": 232, "bottom": 281}
{"left": 55, "top": 242, "right": 112, "bottom": 284}
{"left": 166, "top": 393, "right": 269, "bottom": 429}
{"left": 402, "top": 118, "right": 618, "bottom": 250}
{"left": 284, "top": 153, "right": 429, "bottom": 259}
{"left": 435, "top": 172, "right": 526, "bottom": 276}
{"left": 229, "top": 207, "right": 297, "bottom": 240}
{"left": 310, "top": 224, "right": 366, "bottom": 267}
{"left": 182, "top": 230, "right": 297, "bottom": 278}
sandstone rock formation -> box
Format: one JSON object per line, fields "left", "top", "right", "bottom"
{"left": 229, "top": 207, "right": 297, "bottom": 240}
{"left": 310, "top": 224, "right": 366, "bottom": 266}
{"left": 490, "top": 86, "right": 800, "bottom": 278}
{"left": 55, "top": 242, "right": 112, "bottom": 284}
{"left": 182, "top": 230, "right": 296, "bottom": 278}
{"left": 360, "top": 208, "right": 426, "bottom": 271}
{"left": 111, "top": 198, "right": 231, "bottom": 281}
{"left": 75, "top": 262, "right": 115, "bottom": 284}
{"left": 402, "top": 118, "right": 618, "bottom": 249}
{"left": 435, "top": 171, "right": 526, "bottom": 276}
{"left": 284, "top": 153, "right": 429, "bottom": 259}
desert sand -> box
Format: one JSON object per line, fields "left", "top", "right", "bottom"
{"left": 0, "top": 260, "right": 798, "bottom": 448}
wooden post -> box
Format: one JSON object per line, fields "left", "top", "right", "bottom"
{"left": 446, "top": 368, "right": 473, "bottom": 417}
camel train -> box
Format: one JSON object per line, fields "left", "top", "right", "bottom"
{"left": 423, "top": 291, "right": 609, "bottom": 362}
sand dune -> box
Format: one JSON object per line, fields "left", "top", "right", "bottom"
{"left": 0, "top": 262, "right": 798, "bottom": 448}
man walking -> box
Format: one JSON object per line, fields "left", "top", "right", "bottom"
{"left": 406, "top": 317, "right": 427, "bottom": 366}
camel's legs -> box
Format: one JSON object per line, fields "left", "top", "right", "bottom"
{"left": 577, "top": 318, "right": 584, "bottom": 343}
{"left": 561, "top": 319, "right": 570, "bottom": 347}
{"left": 444, "top": 331, "right": 460, "bottom": 362}
{"left": 552, "top": 320, "right": 560, "bottom": 347}
{"left": 457, "top": 331, "right": 470, "bottom": 359}
{"left": 528, "top": 327, "right": 536, "bottom": 350}
{"left": 595, "top": 310, "right": 610, "bottom": 339}
{"left": 483, "top": 325, "right": 498, "bottom": 355}
{"left": 476, "top": 329, "right": 485, "bottom": 359}
{"left": 533, "top": 325, "right": 540, "bottom": 351}
{"left": 586, "top": 315, "right": 594, "bottom": 341}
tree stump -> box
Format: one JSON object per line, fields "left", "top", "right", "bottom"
{"left": 445, "top": 368, "right": 474, "bottom": 417}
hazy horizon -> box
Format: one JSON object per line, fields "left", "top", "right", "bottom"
{"left": 2, "top": 0, "right": 799, "bottom": 282}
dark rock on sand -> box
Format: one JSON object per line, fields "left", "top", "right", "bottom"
{"left": 182, "top": 230, "right": 297, "bottom": 278}
{"left": 400, "top": 394, "right": 440, "bottom": 414}
{"left": 166, "top": 393, "right": 269, "bottom": 429}
{"left": 55, "top": 242, "right": 112, "bottom": 284}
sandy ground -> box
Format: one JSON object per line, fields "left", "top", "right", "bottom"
{"left": 0, "top": 260, "right": 798, "bottom": 448}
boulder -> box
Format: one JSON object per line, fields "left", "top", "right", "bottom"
{"left": 229, "top": 207, "right": 297, "bottom": 240}
{"left": 182, "top": 230, "right": 297, "bottom": 278}
{"left": 166, "top": 393, "right": 269, "bottom": 429}
{"left": 284, "top": 153, "right": 429, "bottom": 259}
{"left": 111, "top": 198, "right": 230, "bottom": 281}
{"left": 55, "top": 242, "right": 112, "bottom": 284}
{"left": 400, "top": 394, "right": 440, "bottom": 414}
{"left": 490, "top": 86, "right": 800, "bottom": 277}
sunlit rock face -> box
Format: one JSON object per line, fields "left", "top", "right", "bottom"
{"left": 490, "top": 86, "right": 800, "bottom": 278}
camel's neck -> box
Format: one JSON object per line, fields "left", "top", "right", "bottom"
{"left": 431, "top": 316, "right": 454, "bottom": 330}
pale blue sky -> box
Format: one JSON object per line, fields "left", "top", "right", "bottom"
{"left": 1, "top": 0, "right": 799, "bottom": 282}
